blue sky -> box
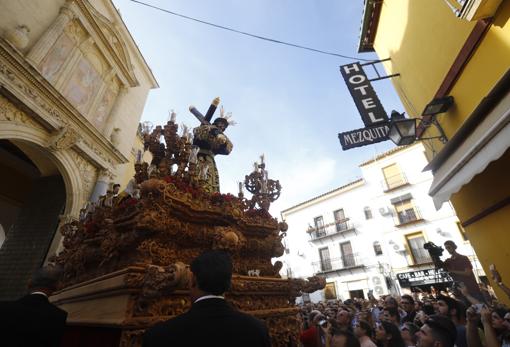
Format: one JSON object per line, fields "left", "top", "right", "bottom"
{"left": 113, "top": 0, "right": 404, "bottom": 215}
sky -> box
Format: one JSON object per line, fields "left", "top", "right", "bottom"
{"left": 113, "top": 0, "right": 404, "bottom": 216}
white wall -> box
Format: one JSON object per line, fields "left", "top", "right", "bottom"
{"left": 279, "top": 143, "right": 482, "bottom": 302}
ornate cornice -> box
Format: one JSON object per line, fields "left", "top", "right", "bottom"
{"left": 74, "top": 0, "right": 139, "bottom": 88}
{"left": 0, "top": 38, "right": 128, "bottom": 169}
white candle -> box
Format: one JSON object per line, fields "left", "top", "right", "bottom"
{"left": 260, "top": 154, "right": 265, "bottom": 164}
{"left": 238, "top": 182, "right": 243, "bottom": 194}
{"left": 253, "top": 162, "right": 259, "bottom": 172}
{"left": 170, "top": 110, "right": 177, "bottom": 123}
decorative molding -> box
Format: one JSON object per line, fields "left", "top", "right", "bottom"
{"left": 0, "top": 94, "right": 45, "bottom": 129}
{"left": 0, "top": 38, "right": 128, "bottom": 169}
{"left": 70, "top": 149, "right": 98, "bottom": 205}
{"left": 75, "top": 0, "right": 139, "bottom": 87}
{"left": 47, "top": 126, "right": 82, "bottom": 151}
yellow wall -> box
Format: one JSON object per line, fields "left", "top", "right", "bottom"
{"left": 374, "top": 0, "right": 510, "bottom": 139}
{"left": 374, "top": 0, "right": 475, "bottom": 117}
{"left": 371, "top": 0, "right": 510, "bottom": 302}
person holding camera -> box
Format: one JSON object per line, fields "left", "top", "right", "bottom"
{"left": 443, "top": 240, "right": 484, "bottom": 302}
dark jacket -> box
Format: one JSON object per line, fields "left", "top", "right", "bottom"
{"left": 142, "top": 298, "right": 271, "bottom": 347}
{"left": 0, "top": 293, "right": 68, "bottom": 347}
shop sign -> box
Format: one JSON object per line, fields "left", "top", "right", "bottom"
{"left": 396, "top": 268, "right": 453, "bottom": 288}
{"left": 338, "top": 122, "right": 389, "bottom": 150}
{"left": 340, "top": 62, "right": 388, "bottom": 127}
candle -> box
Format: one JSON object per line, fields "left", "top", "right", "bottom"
{"left": 181, "top": 124, "right": 188, "bottom": 137}
{"left": 170, "top": 110, "right": 177, "bottom": 123}
{"left": 238, "top": 181, "right": 243, "bottom": 194}
{"left": 253, "top": 162, "right": 259, "bottom": 172}
{"left": 260, "top": 154, "right": 265, "bottom": 164}
{"left": 136, "top": 150, "right": 142, "bottom": 163}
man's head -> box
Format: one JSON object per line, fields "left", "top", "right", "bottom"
{"left": 382, "top": 306, "right": 400, "bottom": 325}
{"left": 336, "top": 309, "right": 352, "bottom": 326}
{"left": 443, "top": 240, "right": 457, "bottom": 255}
{"left": 190, "top": 250, "right": 232, "bottom": 300}
{"left": 401, "top": 294, "right": 415, "bottom": 313}
{"left": 384, "top": 295, "right": 398, "bottom": 308}
{"left": 213, "top": 118, "right": 229, "bottom": 132}
{"left": 28, "top": 265, "right": 62, "bottom": 295}
{"left": 435, "top": 296, "right": 457, "bottom": 318}
{"left": 416, "top": 315, "right": 457, "bottom": 347}
{"left": 112, "top": 184, "right": 121, "bottom": 194}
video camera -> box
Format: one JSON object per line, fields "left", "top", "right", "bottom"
{"left": 423, "top": 242, "right": 444, "bottom": 269}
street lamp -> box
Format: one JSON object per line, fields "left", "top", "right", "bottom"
{"left": 422, "top": 96, "right": 454, "bottom": 116}
{"left": 388, "top": 96, "right": 454, "bottom": 146}
{"left": 388, "top": 111, "right": 417, "bottom": 146}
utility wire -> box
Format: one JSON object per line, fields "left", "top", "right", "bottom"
{"left": 127, "top": 0, "right": 373, "bottom": 62}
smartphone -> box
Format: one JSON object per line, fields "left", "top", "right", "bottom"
{"left": 473, "top": 304, "right": 484, "bottom": 313}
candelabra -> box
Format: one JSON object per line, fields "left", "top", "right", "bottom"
{"left": 242, "top": 154, "right": 281, "bottom": 211}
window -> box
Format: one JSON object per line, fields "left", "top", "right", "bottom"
{"left": 340, "top": 241, "right": 355, "bottom": 267}
{"left": 373, "top": 241, "right": 383, "bottom": 256}
{"left": 325, "top": 282, "right": 337, "bottom": 300}
{"left": 382, "top": 163, "right": 406, "bottom": 190}
{"left": 333, "top": 209, "right": 348, "bottom": 231}
{"left": 405, "top": 233, "right": 432, "bottom": 264}
{"left": 364, "top": 206, "right": 373, "bottom": 220}
{"left": 457, "top": 222, "right": 468, "bottom": 241}
{"left": 394, "top": 199, "right": 419, "bottom": 224}
{"left": 314, "top": 216, "right": 325, "bottom": 237}
{"left": 319, "top": 247, "right": 332, "bottom": 271}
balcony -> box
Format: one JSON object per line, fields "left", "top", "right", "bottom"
{"left": 394, "top": 207, "right": 424, "bottom": 227}
{"left": 307, "top": 218, "right": 356, "bottom": 242}
{"left": 382, "top": 172, "right": 409, "bottom": 192}
{"left": 312, "top": 253, "right": 365, "bottom": 274}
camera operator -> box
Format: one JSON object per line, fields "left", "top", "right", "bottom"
{"left": 443, "top": 240, "right": 484, "bottom": 302}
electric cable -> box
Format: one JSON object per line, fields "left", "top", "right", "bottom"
{"left": 127, "top": 0, "right": 374, "bottom": 62}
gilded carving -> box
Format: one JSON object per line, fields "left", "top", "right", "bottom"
{"left": 55, "top": 114, "right": 325, "bottom": 347}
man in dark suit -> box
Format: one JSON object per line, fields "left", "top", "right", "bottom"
{"left": 143, "top": 250, "right": 271, "bottom": 347}
{"left": 0, "top": 265, "right": 68, "bottom": 347}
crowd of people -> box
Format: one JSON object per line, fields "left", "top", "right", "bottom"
{"left": 298, "top": 272, "right": 510, "bottom": 347}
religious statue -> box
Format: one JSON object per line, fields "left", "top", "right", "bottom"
{"left": 189, "top": 98, "right": 234, "bottom": 192}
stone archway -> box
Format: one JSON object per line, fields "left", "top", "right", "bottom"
{"left": 0, "top": 107, "right": 97, "bottom": 299}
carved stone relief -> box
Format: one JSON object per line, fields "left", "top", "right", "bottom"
{"left": 70, "top": 149, "right": 98, "bottom": 206}
{"left": 0, "top": 95, "right": 45, "bottom": 129}
{"left": 47, "top": 126, "right": 82, "bottom": 151}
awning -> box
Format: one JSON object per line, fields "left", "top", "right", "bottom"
{"left": 428, "top": 90, "right": 510, "bottom": 209}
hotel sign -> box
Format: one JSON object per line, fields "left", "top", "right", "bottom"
{"left": 338, "top": 123, "right": 389, "bottom": 150}
{"left": 340, "top": 62, "right": 388, "bottom": 127}
{"left": 338, "top": 62, "right": 391, "bottom": 150}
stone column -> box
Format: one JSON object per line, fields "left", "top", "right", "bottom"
{"left": 26, "top": 3, "right": 75, "bottom": 66}
{"left": 102, "top": 86, "right": 128, "bottom": 140}
{"left": 89, "top": 169, "right": 113, "bottom": 202}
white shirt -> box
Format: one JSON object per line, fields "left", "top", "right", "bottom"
{"left": 193, "top": 295, "right": 225, "bottom": 304}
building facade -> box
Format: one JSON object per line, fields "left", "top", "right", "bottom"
{"left": 280, "top": 144, "right": 483, "bottom": 302}
{"left": 358, "top": 0, "right": 510, "bottom": 302}
{"left": 0, "top": 0, "right": 158, "bottom": 298}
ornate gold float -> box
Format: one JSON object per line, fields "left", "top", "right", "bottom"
{"left": 52, "top": 100, "right": 325, "bottom": 346}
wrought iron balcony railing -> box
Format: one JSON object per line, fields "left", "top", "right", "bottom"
{"left": 395, "top": 206, "right": 423, "bottom": 226}
{"left": 312, "top": 253, "right": 364, "bottom": 273}
{"left": 307, "top": 218, "right": 355, "bottom": 240}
